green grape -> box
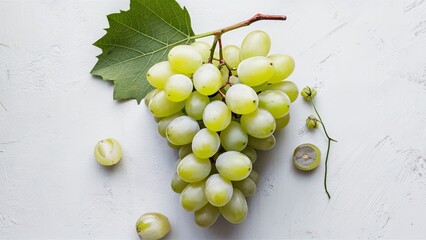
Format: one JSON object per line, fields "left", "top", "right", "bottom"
{"left": 220, "top": 121, "right": 248, "bottom": 151}
{"left": 248, "top": 169, "right": 260, "bottom": 185}
{"left": 203, "top": 101, "right": 232, "bottom": 132}
{"left": 223, "top": 45, "right": 241, "bottom": 69}
{"left": 248, "top": 135, "right": 275, "bottom": 151}
{"left": 209, "top": 94, "right": 222, "bottom": 102}
{"left": 157, "top": 112, "right": 184, "bottom": 138}
{"left": 153, "top": 116, "right": 162, "bottom": 123}
{"left": 225, "top": 84, "right": 258, "bottom": 114}
{"left": 168, "top": 45, "right": 203, "bottom": 73}
{"left": 204, "top": 174, "right": 233, "bottom": 207}
{"left": 268, "top": 54, "right": 295, "bottom": 83}
{"left": 194, "top": 204, "right": 220, "bottom": 228}
{"left": 166, "top": 116, "right": 199, "bottom": 145}
{"left": 167, "top": 141, "right": 180, "bottom": 149}
{"left": 171, "top": 172, "right": 188, "bottom": 194}
{"left": 241, "top": 146, "right": 257, "bottom": 164}
{"left": 177, "top": 153, "right": 211, "bottom": 182}
{"left": 144, "top": 89, "right": 159, "bottom": 107}
{"left": 193, "top": 64, "right": 222, "bottom": 96}
{"left": 178, "top": 144, "right": 192, "bottom": 159}
{"left": 237, "top": 56, "right": 274, "bottom": 86}
{"left": 180, "top": 180, "right": 208, "bottom": 212}
{"left": 146, "top": 61, "right": 177, "bottom": 89}
{"left": 164, "top": 74, "right": 193, "bottom": 102}
{"left": 220, "top": 67, "right": 230, "bottom": 85}
{"left": 94, "top": 138, "right": 122, "bottom": 166}
{"left": 219, "top": 188, "right": 248, "bottom": 224}
{"left": 275, "top": 113, "right": 290, "bottom": 129}
{"left": 251, "top": 81, "right": 268, "bottom": 93}
{"left": 240, "top": 30, "right": 271, "bottom": 60}
{"left": 293, "top": 143, "right": 321, "bottom": 171}
{"left": 228, "top": 76, "right": 241, "bottom": 85}
{"left": 149, "top": 90, "right": 185, "bottom": 118}
{"left": 265, "top": 80, "right": 299, "bottom": 103}
{"left": 212, "top": 50, "right": 220, "bottom": 67}
{"left": 136, "top": 212, "right": 170, "bottom": 240}
{"left": 233, "top": 178, "right": 256, "bottom": 197}
{"left": 185, "top": 91, "right": 210, "bottom": 120}
{"left": 240, "top": 108, "right": 276, "bottom": 138}
{"left": 215, "top": 151, "right": 252, "bottom": 181}
{"left": 258, "top": 90, "right": 291, "bottom": 118}
{"left": 192, "top": 128, "right": 220, "bottom": 159}
{"left": 191, "top": 41, "right": 211, "bottom": 63}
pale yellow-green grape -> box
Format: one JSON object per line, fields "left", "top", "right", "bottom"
{"left": 293, "top": 143, "right": 321, "bottom": 171}
{"left": 157, "top": 112, "right": 184, "bottom": 138}
{"left": 248, "top": 169, "right": 260, "bottom": 185}
{"left": 215, "top": 151, "right": 252, "bottom": 181}
{"left": 248, "top": 135, "right": 275, "bottom": 151}
{"left": 181, "top": 181, "right": 208, "bottom": 212}
{"left": 240, "top": 30, "right": 271, "bottom": 60}
{"left": 219, "top": 188, "right": 248, "bottom": 224}
{"left": 251, "top": 81, "right": 268, "bottom": 93}
{"left": 241, "top": 146, "right": 257, "bottom": 164}
{"left": 177, "top": 153, "right": 211, "bottom": 182}
{"left": 191, "top": 41, "right": 211, "bottom": 63}
{"left": 194, "top": 203, "right": 220, "bottom": 228}
{"left": 225, "top": 84, "right": 258, "bottom": 114}
{"left": 220, "top": 67, "right": 230, "bottom": 85}
{"left": 144, "top": 89, "right": 159, "bottom": 107}
{"left": 166, "top": 116, "right": 199, "bottom": 145}
{"left": 192, "top": 128, "right": 221, "bottom": 159}
{"left": 237, "top": 56, "right": 274, "bottom": 86}
{"left": 220, "top": 121, "right": 248, "bottom": 151}
{"left": 233, "top": 178, "right": 256, "bottom": 197}
{"left": 178, "top": 144, "right": 192, "bottom": 159}
{"left": 136, "top": 212, "right": 171, "bottom": 240}
{"left": 171, "top": 172, "right": 188, "bottom": 193}
{"left": 258, "top": 90, "right": 291, "bottom": 118}
{"left": 265, "top": 80, "right": 299, "bottom": 102}
{"left": 275, "top": 113, "right": 290, "bottom": 129}
{"left": 185, "top": 91, "right": 210, "bottom": 120}
{"left": 146, "top": 61, "right": 177, "bottom": 89}
{"left": 94, "top": 138, "right": 122, "bottom": 166}
{"left": 168, "top": 45, "right": 203, "bottom": 73}
{"left": 203, "top": 101, "right": 232, "bottom": 132}
{"left": 149, "top": 90, "right": 185, "bottom": 117}
{"left": 204, "top": 174, "right": 233, "bottom": 207}
{"left": 268, "top": 54, "right": 295, "bottom": 83}
{"left": 209, "top": 94, "right": 222, "bottom": 102}
{"left": 223, "top": 45, "right": 241, "bottom": 70}
{"left": 228, "top": 76, "right": 241, "bottom": 85}
{"left": 193, "top": 64, "right": 222, "bottom": 96}
{"left": 164, "top": 74, "right": 193, "bottom": 102}
{"left": 241, "top": 108, "right": 276, "bottom": 138}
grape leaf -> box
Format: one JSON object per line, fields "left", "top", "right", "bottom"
{"left": 91, "top": 0, "right": 195, "bottom": 103}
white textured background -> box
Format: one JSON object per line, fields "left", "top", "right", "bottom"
{"left": 1, "top": 0, "right": 426, "bottom": 239}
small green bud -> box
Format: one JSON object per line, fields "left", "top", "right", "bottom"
{"left": 306, "top": 115, "right": 319, "bottom": 129}
{"left": 301, "top": 86, "right": 317, "bottom": 101}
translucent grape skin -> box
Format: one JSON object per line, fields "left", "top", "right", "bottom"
{"left": 136, "top": 212, "right": 171, "bottom": 240}
{"left": 225, "top": 84, "right": 258, "bottom": 115}
{"left": 241, "top": 146, "right": 257, "bottom": 164}
{"left": 157, "top": 112, "right": 184, "bottom": 138}
{"left": 241, "top": 108, "right": 276, "bottom": 138}
{"left": 219, "top": 188, "right": 248, "bottom": 224}
{"left": 265, "top": 80, "right": 299, "bottom": 103}
{"left": 248, "top": 135, "right": 276, "bottom": 151}
{"left": 237, "top": 56, "right": 275, "bottom": 86}
{"left": 166, "top": 116, "right": 200, "bottom": 146}
{"left": 192, "top": 128, "right": 221, "bottom": 159}
{"left": 191, "top": 41, "right": 211, "bottom": 63}
{"left": 240, "top": 30, "right": 271, "bottom": 60}
{"left": 223, "top": 45, "right": 241, "bottom": 69}
{"left": 164, "top": 74, "right": 193, "bottom": 102}
{"left": 275, "top": 113, "right": 290, "bottom": 129}
{"left": 215, "top": 151, "right": 252, "bottom": 181}
{"left": 146, "top": 61, "right": 177, "bottom": 89}
{"left": 193, "top": 63, "right": 222, "bottom": 96}
{"left": 203, "top": 101, "right": 232, "bottom": 132}
{"left": 219, "top": 121, "right": 248, "bottom": 151}
{"left": 180, "top": 180, "right": 208, "bottom": 212}
{"left": 94, "top": 138, "right": 122, "bottom": 166}
{"left": 233, "top": 177, "right": 257, "bottom": 197}
{"left": 149, "top": 90, "right": 185, "bottom": 118}
{"left": 268, "top": 54, "right": 295, "bottom": 83}
{"left": 185, "top": 91, "right": 210, "bottom": 120}
{"left": 194, "top": 204, "right": 220, "bottom": 228}
{"left": 177, "top": 153, "right": 211, "bottom": 183}
{"left": 204, "top": 174, "right": 233, "bottom": 207}
{"left": 258, "top": 90, "right": 291, "bottom": 119}
{"left": 168, "top": 45, "right": 202, "bottom": 73}
{"left": 171, "top": 172, "right": 188, "bottom": 193}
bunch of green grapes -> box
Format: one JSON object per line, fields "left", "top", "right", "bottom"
{"left": 144, "top": 30, "right": 298, "bottom": 227}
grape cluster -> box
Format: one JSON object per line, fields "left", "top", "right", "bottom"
{"left": 144, "top": 30, "right": 298, "bottom": 227}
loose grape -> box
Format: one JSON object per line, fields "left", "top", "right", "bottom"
{"left": 94, "top": 138, "right": 122, "bottom": 166}
{"left": 265, "top": 80, "right": 299, "bottom": 102}
{"left": 185, "top": 91, "right": 210, "bottom": 120}
{"left": 240, "top": 30, "right": 271, "bottom": 60}
{"left": 220, "top": 121, "right": 248, "bottom": 151}
{"left": 164, "top": 74, "right": 193, "bottom": 102}
{"left": 166, "top": 116, "right": 199, "bottom": 145}
{"left": 194, "top": 204, "right": 220, "bottom": 228}
{"left": 136, "top": 212, "right": 171, "bottom": 240}
{"left": 203, "top": 101, "right": 232, "bottom": 132}
{"left": 192, "top": 128, "right": 221, "bottom": 159}
{"left": 193, "top": 64, "right": 222, "bottom": 96}
{"left": 215, "top": 151, "right": 252, "bottom": 181}
{"left": 204, "top": 174, "right": 233, "bottom": 207}
{"left": 258, "top": 90, "right": 291, "bottom": 118}
{"left": 240, "top": 108, "right": 276, "bottom": 138}
{"left": 177, "top": 153, "right": 211, "bottom": 182}
{"left": 237, "top": 56, "right": 275, "bottom": 86}
{"left": 293, "top": 143, "right": 321, "bottom": 171}
{"left": 225, "top": 84, "right": 258, "bottom": 114}
{"left": 146, "top": 61, "right": 177, "bottom": 89}
{"left": 219, "top": 188, "right": 248, "bottom": 224}
{"left": 248, "top": 135, "right": 276, "bottom": 151}
{"left": 171, "top": 172, "right": 188, "bottom": 194}
{"left": 168, "top": 45, "right": 202, "bottom": 73}
{"left": 268, "top": 54, "right": 295, "bottom": 83}
{"left": 180, "top": 180, "right": 208, "bottom": 212}
{"left": 149, "top": 90, "right": 185, "bottom": 117}
{"left": 233, "top": 178, "right": 257, "bottom": 197}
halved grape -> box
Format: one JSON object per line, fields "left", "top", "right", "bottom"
{"left": 194, "top": 204, "right": 220, "bottom": 228}
{"left": 219, "top": 188, "right": 248, "bottom": 224}
{"left": 203, "top": 101, "right": 232, "bottom": 132}
{"left": 146, "top": 61, "right": 177, "bottom": 89}
{"left": 94, "top": 138, "right": 122, "bottom": 166}
{"left": 177, "top": 153, "right": 211, "bottom": 182}
{"left": 258, "top": 90, "right": 291, "bottom": 118}
{"left": 237, "top": 56, "right": 274, "bottom": 86}
{"left": 240, "top": 108, "right": 276, "bottom": 138}
{"left": 265, "top": 80, "right": 299, "bottom": 102}
{"left": 293, "top": 143, "right": 321, "bottom": 171}
{"left": 168, "top": 45, "right": 202, "bottom": 73}
{"left": 193, "top": 64, "right": 222, "bottom": 96}
{"left": 164, "top": 74, "right": 193, "bottom": 102}
{"left": 268, "top": 54, "right": 295, "bottom": 83}
{"left": 225, "top": 84, "right": 258, "bottom": 114}
{"left": 180, "top": 180, "right": 208, "bottom": 212}
{"left": 136, "top": 212, "right": 170, "bottom": 240}
{"left": 192, "top": 128, "right": 220, "bottom": 159}
{"left": 215, "top": 151, "right": 252, "bottom": 181}
{"left": 204, "top": 174, "right": 233, "bottom": 207}
{"left": 166, "top": 116, "right": 199, "bottom": 145}
{"left": 220, "top": 121, "right": 248, "bottom": 151}
{"left": 240, "top": 30, "right": 271, "bottom": 60}
{"left": 149, "top": 90, "right": 185, "bottom": 117}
